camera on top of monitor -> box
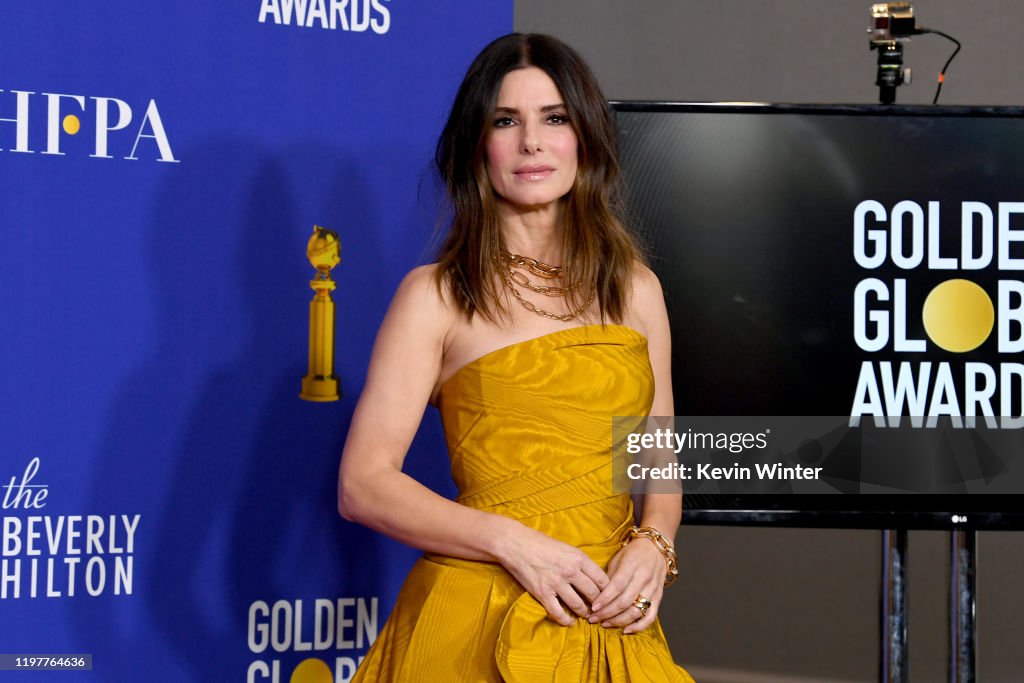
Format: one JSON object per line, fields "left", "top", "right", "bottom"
{"left": 868, "top": 2, "right": 919, "bottom": 104}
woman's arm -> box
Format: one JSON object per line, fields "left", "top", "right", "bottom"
{"left": 634, "top": 265, "right": 682, "bottom": 546}
{"left": 589, "top": 265, "right": 682, "bottom": 633}
{"left": 338, "top": 266, "right": 609, "bottom": 625}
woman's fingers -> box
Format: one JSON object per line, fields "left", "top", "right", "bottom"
{"left": 504, "top": 535, "right": 610, "bottom": 625}
{"left": 599, "top": 591, "right": 660, "bottom": 633}
{"left": 572, "top": 556, "right": 610, "bottom": 604}
{"left": 557, "top": 585, "right": 591, "bottom": 620}
{"left": 591, "top": 580, "right": 655, "bottom": 623}
{"left": 589, "top": 572, "right": 632, "bottom": 618}
{"left": 580, "top": 560, "right": 611, "bottom": 592}
{"left": 540, "top": 592, "right": 575, "bottom": 626}
{"left": 512, "top": 535, "right": 670, "bottom": 632}
{"left": 554, "top": 561, "right": 606, "bottom": 620}
{"left": 590, "top": 539, "right": 664, "bottom": 620}
{"left": 623, "top": 597, "right": 659, "bottom": 635}
{"left": 594, "top": 581, "right": 662, "bottom": 630}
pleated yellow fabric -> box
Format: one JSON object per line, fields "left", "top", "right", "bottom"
{"left": 352, "top": 324, "right": 695, "bottom": 682}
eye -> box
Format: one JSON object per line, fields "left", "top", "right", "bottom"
{"left": 547, "top": 112, "right": 570, "bottom": 125}
{"left": 493, "top": 116, "right": 516, "bottom": 128}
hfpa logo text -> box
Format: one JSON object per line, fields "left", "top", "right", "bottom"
{"left": 0, "top": 89, "right": 178, "bottom": 163}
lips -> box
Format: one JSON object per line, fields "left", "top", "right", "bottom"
{"left": 514, "top": 164, "right": 554, "bottom": 181}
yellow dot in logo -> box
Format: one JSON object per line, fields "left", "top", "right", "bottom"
{"left": 922, "top": 279, "right": 994, "bottom": 353}
{"left": 63, "top": 114, "right": 81, "bottom": 135}
{"left": 290, "top": 658, "right": 333, "bottom": 683}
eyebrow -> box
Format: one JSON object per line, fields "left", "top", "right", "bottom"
{"left": 494, "top": 104, "right": 566, "bottom": 114}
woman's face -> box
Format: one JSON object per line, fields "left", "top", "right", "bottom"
{"left": 484, "top": 67, "right": 578, "bottom": 213}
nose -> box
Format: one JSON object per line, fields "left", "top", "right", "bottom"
{"left": 520, "top": 120, "right": 540, "bottom": 154}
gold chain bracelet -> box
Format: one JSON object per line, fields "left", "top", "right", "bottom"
{"left": 621, "top": 526, "right": 679, "bottom": 587}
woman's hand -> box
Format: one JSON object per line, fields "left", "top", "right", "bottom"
{"left": 587, "top": 537, "right": 667, "bottom": 634}
{"left": 496, "top": 522, "right": 610, "bottom": 626}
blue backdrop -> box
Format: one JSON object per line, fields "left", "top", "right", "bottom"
{"left": 0, "top": 2, "right": 512, "bottom": 680}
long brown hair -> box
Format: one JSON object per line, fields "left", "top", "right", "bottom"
{"left": 434, "top": 33, "right": 644, "bottom": 324}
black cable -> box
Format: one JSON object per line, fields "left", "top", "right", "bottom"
{"left": 916, "top": 28, "right": 962, "bottom": 105}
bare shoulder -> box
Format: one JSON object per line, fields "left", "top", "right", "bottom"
{"left": 360, "top": 264, "right": 456, "bottom": 409}
{"left": 626, "top": 262, "right": 668, "bottom": 335}
{"left": 628, "top": 265, "right": 674, "bottom": 412}
{"left": 388, "top": 264, "right": 455, "bottom": 327}
{"left": 393, "top": 263, "right": 446, "bottom": 305}
{"left": 373, "top": 264, "right": 457, "bottom": 366}
{"left": 630, "top": 262, "right": 664, "bottom": 304}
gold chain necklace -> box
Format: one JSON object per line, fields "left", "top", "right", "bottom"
{"left": 500, "top": 251, "right": 593, "bottom": 322}
{"left": 504, "top": 273, "right": 595, "bottom": 321}
{"left": 508, "top": 269, "right": 580, "bottom": 297}
{"left": 502, "top": 252, "right": 562, "bottom": 279}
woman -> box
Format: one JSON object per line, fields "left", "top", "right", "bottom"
{"left": 339, "top": 33, "right": 694, "bottom": 682}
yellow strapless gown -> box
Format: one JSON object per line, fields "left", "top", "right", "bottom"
{"left": 352, "top": 325, "right": 695, "bottom": 682}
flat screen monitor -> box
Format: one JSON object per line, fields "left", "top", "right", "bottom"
{"left": 612, "top": 102, "right": 1024, "bottom": 529}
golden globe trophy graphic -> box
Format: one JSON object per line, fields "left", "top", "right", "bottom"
{"left": 300, "top": 226, "right": 341, "bottom": 402}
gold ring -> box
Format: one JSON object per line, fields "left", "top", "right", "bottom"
{"left": 632, "top": 595, "right": 652, "bottom": 617}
